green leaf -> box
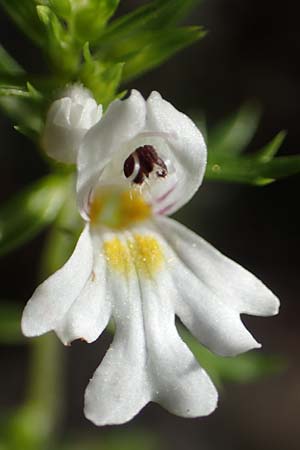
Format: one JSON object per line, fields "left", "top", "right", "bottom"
{"left": 256, "top": 130, "right": 287, "bottom": 162}
{"left": 93, "top": 0, "right": 204, "bottom": 80}
{"left": 98, "top": 0, "right": 201, "bottom": 44}
{"left": 208, "top": 102, "right": 261, "bottom": 156}
{"left": 49, "top": 0, "right": 72, "bottom": 18}
{"left": 122, "top": 26, "right": 205, "bottom": 82}
{"left": 0, "top": 302, "right": 22, "bottom": 344}
{"left": 0, "top": 174, "right": 69, "bottom": 257}
{"left": 0, "top": 45, "right": 24, "bottom": 77}
{"left": 37, "top": 5, "right": 79, "bottom": 75}
{"left": 207, "top": 152, "right": 300, "bottom": 185}
{"left": 204, "top": 105, "right": 299, "bottom": 185}
{"left": 0, "top": 82, "right": 45, "bottom": 139}
{"left": 206, "top": 130, "right": 300, "bottom": 185}
{"left": 0, "top": 0, "right": 45, "bottom": 46}
{"left": 79, "top": 44, "right": 123, "bottom": 107}
{"left": 73, "top": 0, "right": 120, "bottom": 43}
{"left": 180, "top": 327, "right": 283, "bottom": 385}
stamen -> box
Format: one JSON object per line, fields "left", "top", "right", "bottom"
{"left": 123, "top": 145, "right": 168, "bottom": 185}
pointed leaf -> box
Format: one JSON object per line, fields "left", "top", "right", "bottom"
{"left": 0, "top": 0, "right": 45, "bottom": 46}
{"left": 49, "top": 0, "right": 72, "bottom": 18}
{"left": 80, "top": 45, "right": 123, "bottom": 107}
{"left": 257, "top": 131, "right": 287, "bottom": 163}
{"left": 122, "top": 26, "right": 205, "bottom": 82}
{"left": 208, "top": 102, "right": 261, "bottom": 156}
{"left": 73, "top": 0, "right": 120, "bottom": 43}
{"left": 97, "top": 0, "right": 201, "bottom": 45}
{"left": 0, "top": 45, "right": 24, "bottom": 76}
{"left": 0, "top": 175, "right": 69, "bottom": 257}
{"left": 206, "top": 152, "right": 300, "bottom": 185}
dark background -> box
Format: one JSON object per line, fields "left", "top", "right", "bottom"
{"left": 0, "top": 1, "right": 299, "bottom": 449}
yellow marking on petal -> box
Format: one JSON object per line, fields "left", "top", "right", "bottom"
{"left": 103, "top": 237, "right": 132, "bottom": 276}
{"left": 103, "top": 234, "right": 164, "bottom": 278}
{"left": 90, "top": 188, "right": 151, "bottom": 229}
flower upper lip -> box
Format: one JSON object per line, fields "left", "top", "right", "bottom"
{"left": 76, "top": 89, "right": 207, "bottom": 219}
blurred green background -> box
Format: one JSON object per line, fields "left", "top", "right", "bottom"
{"left": 0, "top": 1, "right": 299, "bottom": 450}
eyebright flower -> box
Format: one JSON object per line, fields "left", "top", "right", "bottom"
{"left": 22, "top": 90, "right": 279, "bottom": 426}
{"left": 42, "top": 84, "right": 102, "bottom": 164}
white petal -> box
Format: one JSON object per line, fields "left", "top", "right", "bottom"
{"left": 146, "top": 91, "right": 207, "bottom": 214}
{"left": 55, "top": 233, "right": 111, "bottom": 345}
{"left": 42, "top": 86, "right": 102, "bottom": 164}
{"left": 77, "top": 90, "right": 146, "bottom": 217}
{"left": 154, "top": 217, "right": 279, "bottom": 356}
{"left": 21, "top": 226, "right": 93, "bottom": 337}
{"left": 85, "top": 228, "right": 217, "bottom": 425}
{"left": 84, "top": 239, "right": 150, "bottom": 425}
{"left": 140, "top": 269, "right": 218, "bottom": 418}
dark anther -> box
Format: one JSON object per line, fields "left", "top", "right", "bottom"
{"left": 123, "top": 145, "right": 168, "bottom": 185}
{"left": 123, "top": 154, "right": 135, "bottom": 178}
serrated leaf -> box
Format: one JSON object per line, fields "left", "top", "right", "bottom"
{"left": 208, "top": 102, "right": 261, "bottom": 156}
{"left": 180, "top": 327, "right": 283, "bottom": 386}
{"left": 0, "top": 175, "right": 69, "bottom": 257}
{"left": 0, "top": 0, "right": 45, "bottom": 46}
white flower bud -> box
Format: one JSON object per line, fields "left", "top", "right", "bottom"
{"left": 42, "top": 85, "right": 102, "bottom": 164}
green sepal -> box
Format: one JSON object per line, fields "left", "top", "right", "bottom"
{"left": 0, "top": 174, "right": 70, "bottom": 257}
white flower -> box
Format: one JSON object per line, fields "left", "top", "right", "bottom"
{"left": 22, "top": 90, "right": 279, "bottom": 426}
{"left": 42, "top": 85, "right": 102, "bottom": 164}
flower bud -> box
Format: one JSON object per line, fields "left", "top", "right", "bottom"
{"left": 42, "top": 85, "right": 102, "bottom": 164}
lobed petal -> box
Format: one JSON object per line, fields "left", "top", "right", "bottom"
{"left": 84, "top": 239, "right": 151, "bottom": 425}
{"left": 84, "top": 228, "right": 217, "bottom": 425}
{"left": 22, "top": 226, "right": 93, "bottom": 337}
{"left": 154, "top": 217, "right": 279, "bottom": 356}
{"left": 55, "top": 233, "right": 111, "bottom": 345}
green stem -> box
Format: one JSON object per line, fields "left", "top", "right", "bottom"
{"left": 7, "top": 177, "right": 81, "bottom": 450}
